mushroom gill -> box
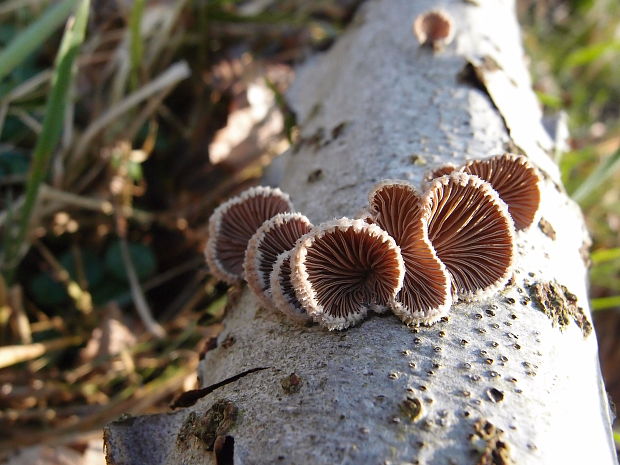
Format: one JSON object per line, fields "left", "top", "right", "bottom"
{"left": 422, "top": 173, "right": 515, "bottom": 299}
{"left": 244, "top": 213, "right": 313, "bottom": 309}
{"left": 368, "top": 181, "right": 452, "bottom": 325}
{"left": 270, "top": 250, "right": 309, "bottom": 322}
{"left": 462, "top": 153, "right": 541, "bottom": 230}
{"left": 205, "top": 186, "right": 293, "bottom": 284}
{"left": 290, "top": 218, "right": 404, "bottom": 330}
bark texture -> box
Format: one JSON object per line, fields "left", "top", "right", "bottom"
{"left": 104, "top": 0, "right": 618, "bottom": 464}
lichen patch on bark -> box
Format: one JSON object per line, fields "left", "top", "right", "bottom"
{"left": 527, "top": 281, "right": 592, "bottom": 337}
{"left": 176, "top": 399, "right": 239, "bottom": 451}
{"left": 470, "top": 419, "right": 514, "bottom": 465}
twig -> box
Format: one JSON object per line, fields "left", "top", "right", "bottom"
{"left": 118, "top": 236, "right": 165, "bottom": 339}
{"left": 69, "top": 61, "right": 191, "bottom": 169}
{"left": 0, "top": 336, "right": 83, "bottom": 369}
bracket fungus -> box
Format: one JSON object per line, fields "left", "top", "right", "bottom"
{"left": 422, "top": 173, "right": 515, "bottom": 300}
{"left": 270, "top": 250, "right": 309, "bottom": 322}
{"left": 244, "top": 213, "right": 313, "bottom": 309}
{"left": 205, "top": 186, "right": 293, "bottom": 284}
{"left": 290, "top": 218, "right": 405, "bottom": 330}
{"left": 413, "top": 10, "right": 454, "bottom": 51}
{"left": 367, "top": 181, "right": 452, "bottom": 325}
{"left": 462, "top": 153, "right": 542, "bottom": 230}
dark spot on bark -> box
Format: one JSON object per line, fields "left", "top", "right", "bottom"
{"left": 177, "top": 400, "right": 238, "bottom": 451}
{"left": 199, "top": 337, "right": 219, "bottom": 360}
{"left": 410, "top": 154, "right": 427, "bottom": 165}
{"left": 486, "top": 388, "right": 505, "bottom": 403}
{"left": 504, "top": 297, "right": 515, "bottom": 304}
{"left": 485, "top": 309, "right": 496, "bottom": 317}
{"left": 214, "top": 435, "right": 234, "bottom": 465}
{"left": 580, "top": 240, "right": 592, "bottom": 267}
{"left": 457, "top": 62, "right": 486, "bottom": 92}
{"left": 307, "top": 169, "right": 323, "bottom": 183}
{"left": 400, "top": 396, "right": 423, "bottom": 422}
{"left": 470, "top": 419, "right": 514, "bottom": 465}
{"left": 538, "top": 218, "right": 556, "bottom": 240}
{"left": 221, "top": 334, "right": 235, "bottom": 349}
{"left": 480, "top": 55, "right": 502, "bottom": 72}
{"left": 527, "top": 281, "right": 592, "bottom": 337}
{"left": 280, "top": 373, "right": 303, "bottom": 394}
{"left": 331, "top": 121, "right": 349, "bottom": 139}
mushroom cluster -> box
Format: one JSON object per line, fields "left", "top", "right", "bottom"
{"left": 205, "top": 153, "right": 541, "bottom": 330}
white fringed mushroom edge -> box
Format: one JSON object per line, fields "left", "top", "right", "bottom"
{"left": 270, "top": 250, "right": 311, "bottom": 323}
{"left": 244, "top": 212, "right": 313, "bottom": 310}
{"left": 290, "top": 218, "right": 405, "bottom": 331}
{"left": 204, "top": 186, "right": 293, "bottom": 284}
{"left": 367, "top": 180, "right": 453, "bottom": 326}
{"left": 422, "top": 172, "right": 516, "bottom": 302}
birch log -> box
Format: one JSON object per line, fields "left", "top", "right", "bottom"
{"left": 104, "top": 0, "right": 618, "bottom": 464}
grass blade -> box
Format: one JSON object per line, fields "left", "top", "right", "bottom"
{"left": 0, "top": 0, "right": 77, "bottom": 82}
{"left": 572, "top": 149, "right": 620, "bottom": 202}
{"left": 591, "top": 295, "right": 620, "bottom": 311}
{"left": 128, "top": 0, "right": 145, "bottom": 90}
{"left": 2, "top": 0, "right": 91, "bottom": 283}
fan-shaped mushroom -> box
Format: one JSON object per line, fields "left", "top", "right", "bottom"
{"left": 205, "top": 186, "right": 293, "bottom": 284}
{"left": 422, "top": 173, "right": 515, "bottom": 299}
{"left": 367, "top": 180, "right": 452, "bottom": 325}
{"left": 270, "top": 250, "right": 310, "bottom": 322}
{"left": 244, "top": 213, "right": 313, "bottom": 309}
{"left": 290, "top": 218, "right": 404, "bottom": 330}
{"left": 462, "top": 153, "right": 541, "bottom": 230}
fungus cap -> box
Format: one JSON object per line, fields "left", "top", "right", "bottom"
{"left": 424, "top": 163, "right": 458, "bottom": 183}
{"left": 461, "top": 153, "right": 541, "bottom": 230}
{"left": 244, "top": 212, "right": 313, "bottom": 309}
{"left": 205, "top": 186, "right": 293, "bottom": 284}
{"left": 422, "top": 173, "right": 515, "bottom": 300}
{"left": 290, "top": 218, "right": 405, "bottom": 331}
{"left": 368, "top": 180, "right": 452, "bottom": 325}
{"left": 270, "top": 250, "right": 310, "bottom": 322}
{"left": 413, "top": 10, "right": 454, "bottom": 50}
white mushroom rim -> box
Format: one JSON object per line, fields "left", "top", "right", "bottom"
{"left": 461, "top": 153, "right": 542, "bottom": 231}
{"left": 367, "top": 180, "right": 453, "bottom": 326}
{"left": 270, "top": 249, "right": 310, "bottom": 322}
{"left": 244, "top": 212, "right": 313, "bottom": 310}
{"left": 422, "top": 172, "right": 516, "bottom": 301}
{"left": 205, "top": 186, "right": 293, "bottom": 284}
{"left": 290, "top": 218, "right": 405, "bottom": 331}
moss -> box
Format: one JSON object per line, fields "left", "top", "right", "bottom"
{"left": 528, "top": 281, "right": 593, "bottom": 338}
{"left": 470, "top": 419, "right": 514, "bottom": 465}
{"left": 176, "top": 399, "right": 239, "bottom": 451}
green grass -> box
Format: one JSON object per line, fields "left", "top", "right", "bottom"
{"left": 0, "top": 0, "right": 76, "bottom": 83}
{"left": 2, "top": 0, "right": 90, "bottom": 283}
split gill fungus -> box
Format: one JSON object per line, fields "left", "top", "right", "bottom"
{"left": 290, "top": 218, "right": 405, "bottom": 330}
{"left": 367, "top": 181, "right": 452, "bottom": 325}
{"left": 205, "top": 186, "right": 293, "bottom": 284}
{"left": 270, "top": 250, "right": 309, "bottom": 322}
{"left": 461, "top": 153, "right": 542, "bottom": 230}
{"left": 244, "top": 213, "right": 313, "bottom": 310}
{"left": 422, "top": 173, "right": 515, "bottom": 300}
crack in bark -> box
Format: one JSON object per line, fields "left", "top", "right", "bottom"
{"left": 170, "top": 367, "right": 270, "bottom": 409}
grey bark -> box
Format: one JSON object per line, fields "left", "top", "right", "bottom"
{"left": 104, "top": 0, "right": 618, "bottom": 464}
